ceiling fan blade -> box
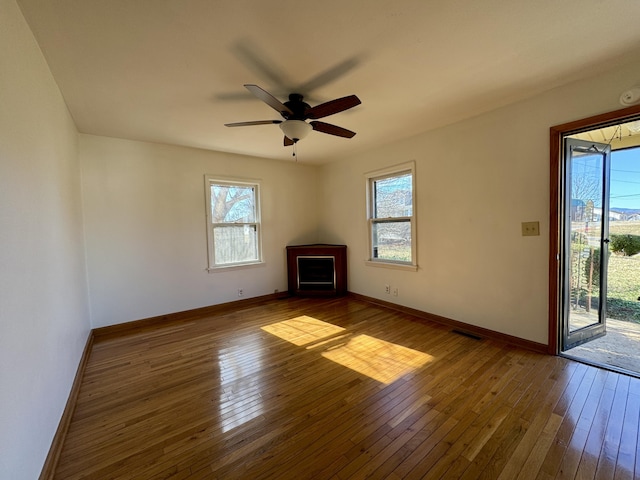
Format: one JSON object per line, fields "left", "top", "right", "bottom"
{"left": 310, "top": 121, "right": 356, "bottom": 138}
{"left": 284, "top": 136, "right": 294, "bottom": 146}
{"left": 231, "top": 39, "right": 293, "bottom": 91}
{"left": 305, "top": 95, "right": 361, "bottom": 120}
{"left": 225, "top": 120, "right": 282, "bottom": 127}
{"left": 244, "top": 84, "right": 293, "bottom": 117}
{"left": 295, "top": 57, "right": 361, "bottom": 95}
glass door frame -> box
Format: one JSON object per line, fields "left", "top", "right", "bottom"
{"left": 560, "top": 138, "right": 610, "bottom": 350}
{"left": 549, "top": 104, "right": 640, "bottom": 354}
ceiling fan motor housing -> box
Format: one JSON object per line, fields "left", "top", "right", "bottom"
{"left": 283, "top": 94, "right": 311, "bottom": 120}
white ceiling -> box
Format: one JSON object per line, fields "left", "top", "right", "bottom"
{"left": 16, "top": 0, "right": 640, "bottom": 164}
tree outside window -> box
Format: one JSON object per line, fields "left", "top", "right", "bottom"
{"left": 205, "top": 177, "right": 262, "bottom": 269}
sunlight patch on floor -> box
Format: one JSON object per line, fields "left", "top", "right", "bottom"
{"left": 262, "top": 316, "right": 433, "bottom": 384}
{"left": 261, "top": 315, "right": 345, "bottom": 346}
{"left": 321, "top": 334, "right": 434, "bottom": 384}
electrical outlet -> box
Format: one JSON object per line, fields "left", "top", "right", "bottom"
{"left": 393, "top": 287, "right": 398, "bottom": 297}
{"left": 238, "top": 288, "right": 243, "bottom": 297}
{"left": 385, "top": 284, "right": 390, "bottom": 294}
{"left": 521, "top": 221, "right": 540, "bottom": 236}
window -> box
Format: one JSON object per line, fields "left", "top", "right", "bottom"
{"left": 205, "top": 176, "right": 262, "bottom": 270}
{"left": 366, "top": 162, "right": 416, "bottom": 269}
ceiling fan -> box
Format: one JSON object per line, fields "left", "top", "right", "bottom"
{"left": 225, "top": 84, "right": 361, "bottom": 146}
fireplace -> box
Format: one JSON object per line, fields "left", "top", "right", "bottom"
{"left": 286, "top": 244, "right": 347, "bottom": 296}
{"left": 297, "top": 256, "right": 335, "bottom": 291}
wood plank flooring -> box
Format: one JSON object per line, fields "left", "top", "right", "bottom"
{"left": 53, "top": 296, "right": 640, "bottom": 479}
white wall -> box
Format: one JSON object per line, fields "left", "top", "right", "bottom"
{"left": 0, "top": 1, "right": 90, "bottom": 478}
{"left": 80, "top": 135, "right": 320, "bottom": 327}
{"left": 319, "top": 60, "right": 640, "bottom": 345}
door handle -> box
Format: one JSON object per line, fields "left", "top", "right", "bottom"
{"left": 604, "top": 238, "right": 610, "bottom": 244}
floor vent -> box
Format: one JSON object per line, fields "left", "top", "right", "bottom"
{"left": 452, "top": 329, "right": 482, "bottom": 341}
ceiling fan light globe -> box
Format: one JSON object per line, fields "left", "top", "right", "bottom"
{"left": 280, "top": 120, "right": 312, "bottom": 142}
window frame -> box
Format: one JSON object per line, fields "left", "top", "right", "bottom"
{"left": 204, "top": 175, "right": 264, "bottom": 271}
{"left": 365, "top": 162, "right": 417, "bottom": 271}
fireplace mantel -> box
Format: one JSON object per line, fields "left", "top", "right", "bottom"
{"left": 286, "top": 244, "right": 347, "bottom": 296}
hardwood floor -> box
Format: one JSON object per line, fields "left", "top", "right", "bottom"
{"left": 54, "top": 296, "right": 640, "bottom": 479}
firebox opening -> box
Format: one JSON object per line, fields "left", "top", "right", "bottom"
{"left": 297, "top": 256, "right": 335, "bottom": 291}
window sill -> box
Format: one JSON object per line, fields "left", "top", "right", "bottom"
{"left": 364, "top": 260, "right": 418, "bottom": 272}
{"left": 207, "top": 261, "right": 265, "bottom": 273}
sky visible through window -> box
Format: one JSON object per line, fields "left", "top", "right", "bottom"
{"left": 610, "top": 147, "right": 640, "bottom": 210}
{"left": 571, "top": 146, "right": 640, "bottom": 211}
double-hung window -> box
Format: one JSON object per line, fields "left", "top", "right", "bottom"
{"left": 205, "top": 176, "right": 262, "bottom": 270}
{"left": 366, "top": 162, "right": 417, "bottom": 269}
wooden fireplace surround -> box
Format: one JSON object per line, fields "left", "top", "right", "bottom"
{"left": 286, "top": 244, "right": 347, "bottom": 296}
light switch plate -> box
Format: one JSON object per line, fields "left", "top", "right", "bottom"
{"left": 522, "top": 221, "right": 540, "bottom": 236}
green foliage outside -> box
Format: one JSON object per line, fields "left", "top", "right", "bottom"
{"left": 606, "top": 254, "right": 640, "bottom": 322}
{"left": 583, "top": 247, "right": 601, "bottom": 288}
{"left": 608, "top": 223, "right": 640, "bottom": 323}
{"left": 573, "top": 222, "right": 640, "bottom": 323}
{"left": 610, "top": 234, "right": 640, "bottom": 257}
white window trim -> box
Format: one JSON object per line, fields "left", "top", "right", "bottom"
{"left": 365, "top": 161, "right": 418, "bottom": 271}
{"left": 204, "top": 175, "right": 264, "bottom": 272}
